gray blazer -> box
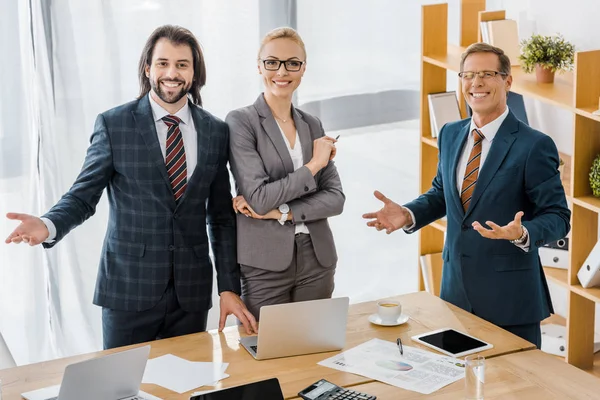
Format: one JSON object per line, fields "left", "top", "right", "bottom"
{"left": 226, "top": 94, "right": 345, "bottom": 271}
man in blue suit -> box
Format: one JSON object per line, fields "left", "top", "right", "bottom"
{"left": 363, "top": 43, "right": 570, "bottom": 347}
{"left": 5, "top": 25, "right": 258, "bottom": 349}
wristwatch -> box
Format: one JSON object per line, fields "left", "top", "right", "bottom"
{"left": 510, "top": 225, "right": 529, "bottom": 245}
{"left": 278, "top": 203, "right": 289, "bottom": 225}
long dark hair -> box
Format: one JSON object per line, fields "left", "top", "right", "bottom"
{"left": 137, "top": 25, "right": 206, "bottom": 106}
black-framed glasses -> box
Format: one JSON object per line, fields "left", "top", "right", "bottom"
{"left": 260, "top": 59, "right": 305, "bottom": 72}
{"left": 458, "top": 70, "right": 508, "bottom": 80}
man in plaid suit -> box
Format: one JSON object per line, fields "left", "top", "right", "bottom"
{"left": 5, "top": 25, "right": 257, "bottom": 349}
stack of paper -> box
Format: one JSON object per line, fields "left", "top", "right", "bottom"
{"left": 142, "top": 354, "right": 229, "bottom": 394}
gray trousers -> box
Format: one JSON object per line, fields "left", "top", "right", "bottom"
{"left": 240, "top": 233, "right": 336, "bottom": 320}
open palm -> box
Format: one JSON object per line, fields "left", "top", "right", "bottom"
{"left": 5, "top": 213, "right": 49, "bottom": 246}
{"left": 362, "top": 191, "right": 409, "bottom": 234}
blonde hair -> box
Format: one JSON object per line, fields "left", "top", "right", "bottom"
{"left": 258, "top": 27, "right": 307, "bottom": 61}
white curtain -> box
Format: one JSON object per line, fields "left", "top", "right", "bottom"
{"left": 1, "top": 0, "right": 261, "bottom": 365}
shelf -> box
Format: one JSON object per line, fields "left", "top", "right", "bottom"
{"left": 572, "top": 196, "right": 600, "bottom": 214}
{"left": 570, "top": 284, "right": 600, "bottom": 303}
{"left": 421, "top": 136, "right": 438, "bottom": 148}
{"left": 424, "top": 44, "right": 577, "bottom": 114}
{"left": 430, "top": 219, "right": 447, "bottom": 232}
{"left": 543, "top": 267, "right": 569, "bottom": 289}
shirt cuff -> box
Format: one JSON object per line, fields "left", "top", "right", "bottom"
{"left": 40, "top": 217, "right": 56, "bottom": 243}
{"left": 513, "top": 225, "right": 530, "bottom": 251}
{"left": 402, "top": 207, "right": 417, "bottom": 231}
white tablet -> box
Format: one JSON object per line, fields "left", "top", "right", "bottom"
{"left": 411, "top": 328, "right": 493, "bottom": 358}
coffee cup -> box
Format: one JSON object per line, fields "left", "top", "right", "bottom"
{"left": 377, "top": 300, "right": 402, "bottom": 323}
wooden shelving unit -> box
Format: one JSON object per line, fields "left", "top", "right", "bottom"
{"left": 420, "top": 1, "right": 600, "bottom": 375}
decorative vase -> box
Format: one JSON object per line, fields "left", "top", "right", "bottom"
{"left": 535, "top": 64, "right": 555, "bottom": 84}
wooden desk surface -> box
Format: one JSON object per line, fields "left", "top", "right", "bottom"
{"left": 0, "top": 292, "right": 533, "bottom": 400}
{"left": 304, "top": 349, "right": 600, "bottom": 400}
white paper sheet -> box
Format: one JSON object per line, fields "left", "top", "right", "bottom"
{"left": 318, "top": 338, "right": 465, "bottom": 395}
{"left": 142, "top": 354, "right": 229, "bottom": 394}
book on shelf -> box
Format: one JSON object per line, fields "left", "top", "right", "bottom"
{"left": 480, "top": 19, "right": 520, "bottom": 66}
{"left": 427, "top": 91, "right": 461, "bottom": 138}
{"left": 419, "top": 252, "right": 443, "bottom": 296}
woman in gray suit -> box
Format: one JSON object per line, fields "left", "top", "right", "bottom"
{"left": 226, "top": 27, "right": 345, "bottom": 320}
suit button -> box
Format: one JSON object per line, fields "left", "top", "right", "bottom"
{"left": 301, "top": 214, "right": 306, "bottom": 220}
{"left": 173, "top": 213, "right": 179, "bottom": 219}
{"left": 168, "top": 245, "right": 175, "bottom": 251}
{"left": 462, "top": 225, "right": 468, "bottom": 231}
{"left": 304, "top": 186, "right": 309, "bottom": 192}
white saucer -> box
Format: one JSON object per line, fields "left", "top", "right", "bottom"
{"left": 368, "top": 313, "right": 409, "bottom": 326}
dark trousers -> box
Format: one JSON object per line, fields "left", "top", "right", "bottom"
{"left": 102, "top": 279, "right": 208, "bottom": 349}
{"left": 500, "top": 322, "right": 542, "bottom": 349}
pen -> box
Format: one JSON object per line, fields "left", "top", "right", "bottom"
{"left": 335, "top": 135, "right": 340, "bottom": 140}
{"left": 397, "top": 338, "right": 404, "bottom": 356}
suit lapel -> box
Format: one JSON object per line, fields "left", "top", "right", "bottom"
{"left": 450, "top": 123, "right": 470, "bottom": 216}
{"left": 132, "top": 96, "right": 176, "bottom": 207}
{"left": 465, "top": 111, "right": 519, "bottom": 218}
{"left": 255, "top": 94, "right": 295, "bottom": 174}
{"left": 179, "top": 103, "right": 210, "bottom": 206}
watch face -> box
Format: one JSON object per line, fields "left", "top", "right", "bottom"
{"left": 279, "top": 204, "right": 290, "bottom": 213}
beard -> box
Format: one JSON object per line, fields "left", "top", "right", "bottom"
{"left": 150, "top": 77, "right": 192, "bottom": 104}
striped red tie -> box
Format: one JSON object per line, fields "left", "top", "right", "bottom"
{"left": 162, "top": 115, "right": 187, "bottom": 203}
{"left": 461, "top": 129, "right": 485, "bottom": 211}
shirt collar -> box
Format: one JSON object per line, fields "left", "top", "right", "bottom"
{"left": 468, "top": 106, "right": 509, "bottom": 142}
{"left": 148, "top": 92, "right": 192, "bottom": 126}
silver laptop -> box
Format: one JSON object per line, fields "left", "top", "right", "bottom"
{"left": 21, "top": 345, "right": 156, "bottom": 400}
{"left": 239, "top": 297, "right": 349, "bottom": 360}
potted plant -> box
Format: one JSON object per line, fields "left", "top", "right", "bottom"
{"left": 519, "top": 34, "right": 575, "bottom": 84}
{"left": 589, "top": 154, "right": 600, "bottom": 197}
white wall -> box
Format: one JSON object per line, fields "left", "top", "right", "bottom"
{"left": 488, "top": 0, "right": 600, "bottom": 332}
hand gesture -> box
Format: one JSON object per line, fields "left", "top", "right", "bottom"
{"left": 219, "top": 291, "right": 258, "bottom": 335}
{"left": 311, "top": 136, "right": 337, "bottom": 168}
{"left": 362, "top": 191, "right": 410, "bottom": 234}
{"left": 5, "top": 213, "right": 49, "bottom": 246}
{"left": 472, "top": 211, "right": 525, "bottom": 241}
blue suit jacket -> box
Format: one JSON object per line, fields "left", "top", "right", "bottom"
{"left": 405, "top": 110, "right": 570, "bottom": 326}
{"left": 42, "top": 96, "right": 239, "bottom": 312}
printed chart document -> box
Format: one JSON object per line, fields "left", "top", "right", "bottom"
{"left": 142, "top": 354, "right": 229, "bottom": 394}
{"left": 318, "top": 338, "right": 465, "bottom": 395}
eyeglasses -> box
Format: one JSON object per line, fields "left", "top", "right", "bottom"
{"left": 260, "top": 59, "right": 305, "bottom": 72}
{"left": 458, "top": 70, "right": 508, "bottom": 80}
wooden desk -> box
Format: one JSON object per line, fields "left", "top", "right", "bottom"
{"left": 0, "top": 292, "right": 533, "bottom": 399}
{"left": 301, "top": 350, "right": 600, "bottom": 400}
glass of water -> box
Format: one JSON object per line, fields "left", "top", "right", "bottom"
{"left": 464, "top": 355, "right": 485, "bottom": 399}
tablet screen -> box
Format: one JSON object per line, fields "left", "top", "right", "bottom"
{"left": 418, "top": 329, "right": 488, "bottom": 355}
{"left": 191, "top": 378, "right": 284, "bottom": 400}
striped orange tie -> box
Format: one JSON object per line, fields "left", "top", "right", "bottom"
{"left": 461, "top": 129, "right": 485, "bottom": 211}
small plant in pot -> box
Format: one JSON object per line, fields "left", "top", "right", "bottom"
{"left": 589, "top": 154, "right": 600, "bottom": 197}
{"left": 519, "top": 34, "right": 575, "bottom": 84}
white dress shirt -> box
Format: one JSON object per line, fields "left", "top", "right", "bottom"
{"left": 276, "top": 122, "right": 309, "bottom": 235}
{"left": 43, "top": 94, "right": 197, "bottom": 242}
{"left": 404, "top": 106, "right": 529, "bottom": 249}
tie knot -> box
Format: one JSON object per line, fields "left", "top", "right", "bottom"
{"left": 162, "top": 115, "right": 182, "bottom": 127}
{"left": 472, "top": 129, "right": 485, "bottom": 141}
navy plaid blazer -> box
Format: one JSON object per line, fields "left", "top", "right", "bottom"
{"left": 42, "top": 95, "right": 240, "bottom": 312}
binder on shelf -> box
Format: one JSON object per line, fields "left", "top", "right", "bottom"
{"left": 540, "top": 237, "right": 569, "bottom": 270}
{"left": 419, "top": 252, "right": 443, "bottom": 297}
{"left": 541, "top": 324, "right": 600, "bottom": 357}
{"left": 427, "top": 91, "right": 461, "bottom": 138}
{"left": 486, "top": 19, "right": 520, "bottom": 66}
{"left": 577, "top": 241, "right": 600, "bottom": 288}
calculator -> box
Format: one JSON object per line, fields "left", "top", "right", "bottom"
{"left": 298, "top": 379, "right": 376, "bottom": 400}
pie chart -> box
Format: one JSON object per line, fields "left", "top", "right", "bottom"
{"left": 375, "top": 360, "right": 413, "bottom": 371}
